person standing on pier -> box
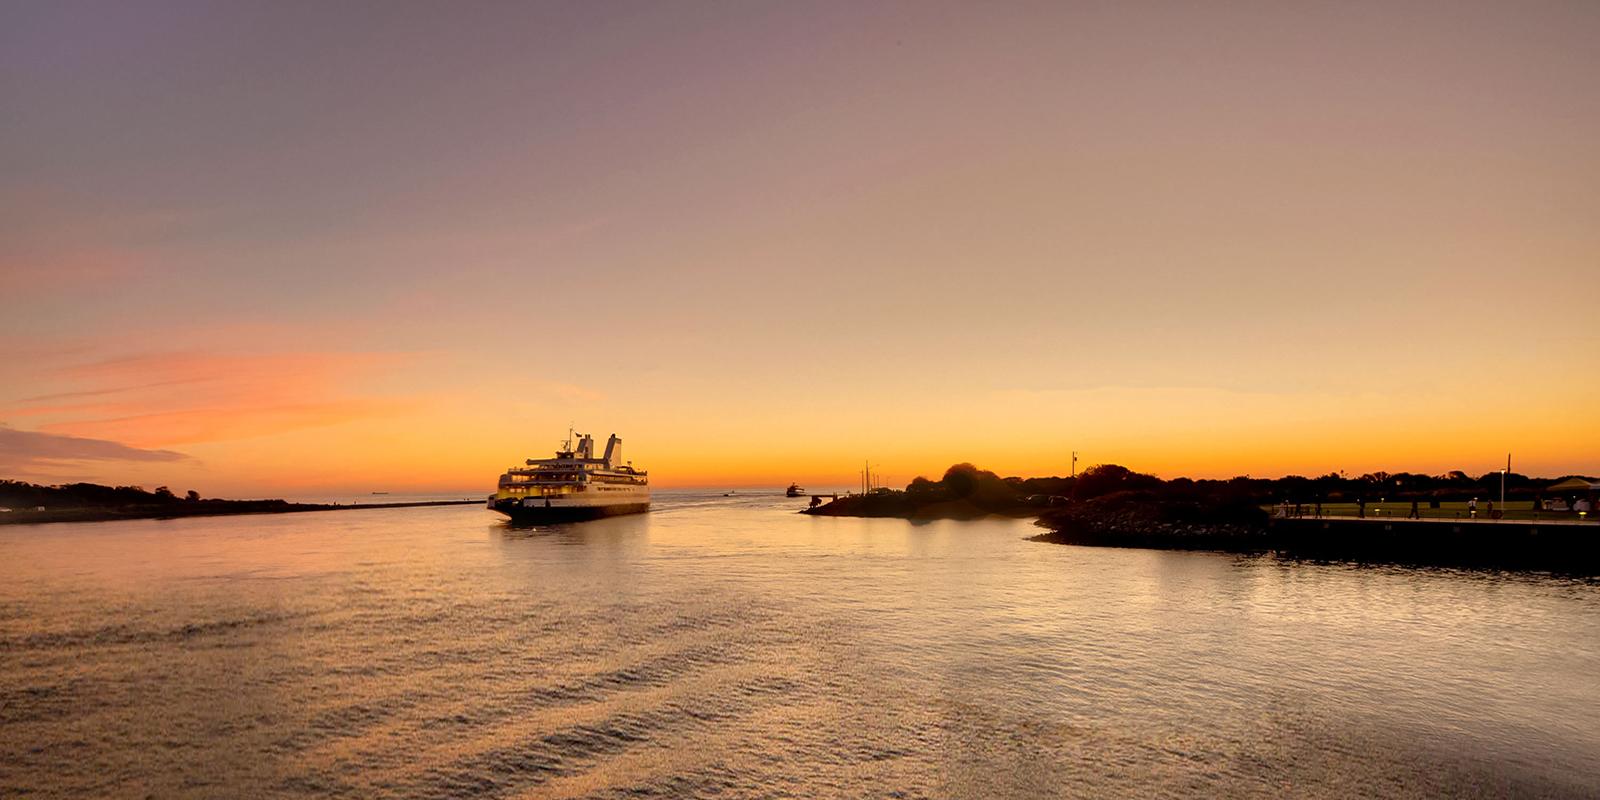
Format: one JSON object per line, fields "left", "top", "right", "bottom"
{"left": 1409, "top": 500, "right": 1420, "bottom": 519}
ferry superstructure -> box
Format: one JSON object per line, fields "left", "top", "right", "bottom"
{"left": 488, "top": 432, "right": 649, "bottom": 523}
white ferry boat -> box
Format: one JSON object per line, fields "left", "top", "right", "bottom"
{"left": 488, "top": 431, "right": 649, "bottom": 523}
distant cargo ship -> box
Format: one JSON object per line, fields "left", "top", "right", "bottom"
{"left": 786, "top": 483, "right": 805, "bottom": 497}
{"left": 488, "top": 431, "right": 649, "bottom": 523}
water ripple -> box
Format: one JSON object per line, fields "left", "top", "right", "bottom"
{"left": 1, "top": 493, "right": 1597, "bottom": 798}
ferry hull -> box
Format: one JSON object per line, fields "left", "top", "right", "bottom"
{"left": 491, "top": 499, "right": 650, "bottom": 524}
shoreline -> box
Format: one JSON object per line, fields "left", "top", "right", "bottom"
{"left": 801, "top": 501, "right": 1039, "bottom": 521}
{"left": 1031, "top": 515, "right": 1600, "bottom": 575}
{"left": 0, "top": 499, "right": 484, "bottom": 527}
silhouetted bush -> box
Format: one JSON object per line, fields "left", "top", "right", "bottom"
{"left": 1071, "top": 464, "right": 1162, "bottom": 500}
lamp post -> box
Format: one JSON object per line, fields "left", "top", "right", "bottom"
{"left": 1500, "top": 453, "right": 1510, "bottom": 512}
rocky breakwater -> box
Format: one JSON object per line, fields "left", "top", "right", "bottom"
{"left": 1028, "top": 490, "right": 1271, "bottom": 551}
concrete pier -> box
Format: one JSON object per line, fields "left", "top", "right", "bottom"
{"left": 1261, "top": 516, "right": 1598, "bottom": 572}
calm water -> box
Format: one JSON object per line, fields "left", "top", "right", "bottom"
{"left": 3, "top": 492, "right": 1597, "bottom": 798}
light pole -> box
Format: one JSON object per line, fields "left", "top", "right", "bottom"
{"left": 1500, "top": 453, "right": 1510, "bottom": 512}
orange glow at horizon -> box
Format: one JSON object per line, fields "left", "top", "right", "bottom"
{"left": 3, "top": 351, "right": 1591, "bottom": 496}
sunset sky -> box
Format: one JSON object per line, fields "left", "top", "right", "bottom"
{"left": 3, "top": 1, "right": 1597, "bottom": 494}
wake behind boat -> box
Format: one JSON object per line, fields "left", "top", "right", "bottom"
{"left": 488, "top": 431, "right": 650, "bottom": 523}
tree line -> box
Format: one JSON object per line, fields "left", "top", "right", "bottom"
{"left": 905, "top": 462, "right": 1593, "bottom": 510}
{"left": 2, "top": 480, "right": 206, "bottom": 509}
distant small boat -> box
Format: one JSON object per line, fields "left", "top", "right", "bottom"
{"left": 724, "top": 490, "right": 736, "bottom": 496}
{"left": 371, "top": 492, "right": 389, "bottom": 495}
{"left": 785, "top": 483, "right": 805, "bottom": 497}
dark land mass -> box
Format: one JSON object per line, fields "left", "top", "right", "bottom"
{"left": 805, "top": 464, "right": 1600, "bottom": 573}
{"left": 802, "top": 464, "right": 1068, "bottom": 520}
{"left": 0, "top": 480, "right": 480, "bottom": 526}
{"left": 806, "top": 463, "right": 1597, "bottom": 519}
{"left": 1030, "top": 490, "right": 1600, "bottom": 574}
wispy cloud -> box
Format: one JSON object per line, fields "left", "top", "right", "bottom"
{"left": 12, "top": 378, "right": 210, "bottom": 405}
{"left": 45, "top": 400, "right": 413, "bottom": 447}
{"left": 0, "top": 424, "right": 189, "bottom": 473}
{"left": 6, "top": 350, "right": 420, "bottom": 447}
{"left": 0, "top": 188, "right": 193, "bottom": 296}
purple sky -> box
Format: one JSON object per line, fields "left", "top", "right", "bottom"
{"left": 3, "top": 1, "right": 1597, "bottom": 491}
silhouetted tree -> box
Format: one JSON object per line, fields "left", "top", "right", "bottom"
{"left": 940, "top": 463, "right": 983, "bottom": 497}
{"left": 1072, "top": 464, "right": 1161, "bottom": 500}
{"left": 1277, "top": 475, "right": 1313, "bottom": 501}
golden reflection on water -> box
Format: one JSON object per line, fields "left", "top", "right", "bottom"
{"left": 2, "top": 492, "right": 1598, "bottom": 798}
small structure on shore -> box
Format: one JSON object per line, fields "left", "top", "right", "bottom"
{"left": 1547, "top": 478, "right": 1600, "bottom": 493}
{"left": 1546, "top": 477, "right": 1599, "bottom": 515}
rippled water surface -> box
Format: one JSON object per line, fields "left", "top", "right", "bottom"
{"left": 3, "top": 492, "right": 1598, "bottom": 798}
